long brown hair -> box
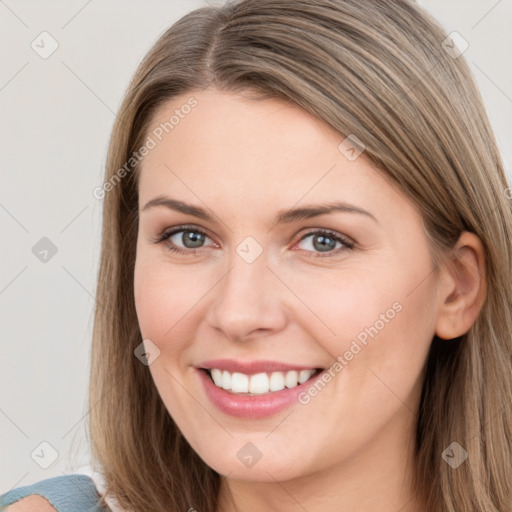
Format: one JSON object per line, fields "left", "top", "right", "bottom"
{"left": 87, "top": 1, "right": 512, "bottom": 510}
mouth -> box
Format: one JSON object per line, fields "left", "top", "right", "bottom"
{"left": 199, "top": 367, "right": 324, "bottom": 396}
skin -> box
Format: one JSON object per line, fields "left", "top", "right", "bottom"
{"left": 133, "top": 88, "right": 486, "bottom": 512}
{"left": 5, "top": 495, "right": 57, "bottom": 512}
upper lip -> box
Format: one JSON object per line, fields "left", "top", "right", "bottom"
{"left": 197, "top": 359, "right": 322, "bottom": 375}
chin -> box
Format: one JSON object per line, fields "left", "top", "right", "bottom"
{"left": 194, "top": 438, "right": 316, "bottom": 483}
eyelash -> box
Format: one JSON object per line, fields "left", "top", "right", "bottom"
{"left": 150, "top": 224, "right": 355, "bottom": 258}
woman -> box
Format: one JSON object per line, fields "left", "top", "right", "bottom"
{"left": 2, "top": 0, "right": 511, "bottom": 511}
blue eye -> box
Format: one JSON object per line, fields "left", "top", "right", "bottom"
{"left": 151, "top": 225, "right": 354, "bottom": 257}
{"left": 295, "top": 230, "right": 354, "bottom": 257}
{"left": 153, "top": 225, "right": 214, "bottom": 255}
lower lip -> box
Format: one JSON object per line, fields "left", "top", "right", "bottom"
{"left": 197, "top": 368, "right": 324, "bottom": 419}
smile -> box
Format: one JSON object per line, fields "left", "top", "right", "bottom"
{"left": 196, "top": 360, "right": 327, "bottom": 418}
{"left": 206, "top": 368, "right": 321, "bottom": 395}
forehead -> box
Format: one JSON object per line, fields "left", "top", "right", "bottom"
{"left": 142, "top": 88, "right": 341, "bottom": 170}
{"left": 137, "top": 88, "right": 407, "bottom": 220}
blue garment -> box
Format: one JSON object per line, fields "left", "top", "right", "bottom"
{"left": 0, "top": 474, "right": 110, "bottom": 511}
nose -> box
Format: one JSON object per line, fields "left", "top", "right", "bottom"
{"left": 206, "top": 249, "right": 288, "bottom": 342}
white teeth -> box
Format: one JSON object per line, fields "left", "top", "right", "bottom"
{"left": 269, "top": 372, "right": 285, "bottom": 392}
{"left": 299, "top": 369, "right": 313, "bottom": 384}
{"left": 249, "top": 372, "right": 269, "bottom": 394}
{"left": 207, "top": 368, "right": 317, "bottom": 395}
{"left": 222, "top": 370, "right": 231, "bottom": 390}
{"left": 285, "top": 370, "right": 299, "bottom": 388}
{"left": 211, "top": 368, "right": 223, "bottom": 387}
{"left": 231, "top": 372, "right": 249, "bottom": 393}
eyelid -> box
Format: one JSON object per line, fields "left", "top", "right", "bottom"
{"left": 149, "top": 224, "right": 216, "bottom": 246}
{"left": 293, "top": 229, "right": 355, "bottom": 257}
{"left": 151, "top": 224, "right": 355, "bottom": 256}
{"left": 297, "top": 228, "right": 354, "bottom": 245}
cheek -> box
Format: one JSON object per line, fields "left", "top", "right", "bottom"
{"left": 133, "top": 258, "right": 203, "bottom": 425}
{"left": 281, "top": 264, "right": 404, "bottom": 349}
{"left": 133, "top": 258, "right": 195, "bottom": 360}
{"left": 134, "top": 263, "right": 169, "bottom": 341}
{"left": 286, "top": 260, "right": 435, "bottom": 398}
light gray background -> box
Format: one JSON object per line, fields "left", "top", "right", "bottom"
{"left": 1, "top": 0, "right": 511, "bottom": 493}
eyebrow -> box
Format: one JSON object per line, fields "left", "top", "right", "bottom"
{"left": 141, "top": 196, "right": 379, "bottom": 225}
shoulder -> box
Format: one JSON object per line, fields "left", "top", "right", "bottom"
{"left": 3, "top": 494, "right": 56, "bottom": 511}
{"left": 0, "top": 474, "right": 111, "bottom": 512}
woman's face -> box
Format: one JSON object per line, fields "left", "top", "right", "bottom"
{"left": 134, "top": 88, "right": 441, "bottom": 482}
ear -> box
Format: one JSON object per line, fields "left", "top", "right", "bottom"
{"left": 435, "top": 231, "right": 487, "bottom": 340}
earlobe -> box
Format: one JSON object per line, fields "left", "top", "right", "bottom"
{"left": 434, "top": 231, "right": 487, "bottom": 340}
